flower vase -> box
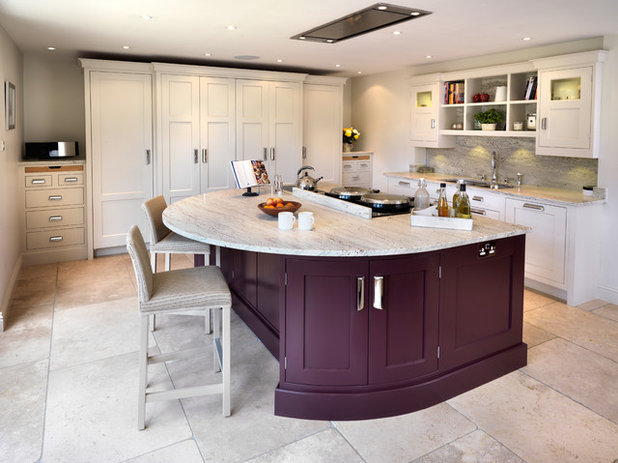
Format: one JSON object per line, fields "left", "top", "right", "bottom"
{"left": 343, "top": 143, "right": 353, "bottom": 152}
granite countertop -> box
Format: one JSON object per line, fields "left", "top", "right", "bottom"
{"left": 385, "top": 172, "right": 605, "bottom": 207}
{"left": 163, "top": 189, "right": 526, "bottom": 257}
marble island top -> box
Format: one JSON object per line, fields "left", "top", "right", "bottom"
{"left": 385, "top": 172, "right": 605, "bottom": 207}
{"left": 163, "top": 189, "right": 526, "bottom": 257}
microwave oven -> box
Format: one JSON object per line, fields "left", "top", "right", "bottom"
{"left": 24, "top": 141, "right": 78, "bottom": 160}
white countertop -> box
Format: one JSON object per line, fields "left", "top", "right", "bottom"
{"left": 385, "top": 172, "right": 605, "bottom": 207}
{"left": 163, "top": 189, "right": 526, "bottom": 257}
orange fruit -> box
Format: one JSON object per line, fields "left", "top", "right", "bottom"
{"left": 285, "top": 202, "right": 293, "bottom": 206}
{"left": 276, "top": 203, "right": 284, "bottom": 208}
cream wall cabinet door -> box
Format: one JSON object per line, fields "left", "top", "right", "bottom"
{"left": 90, "top": 71, "right": 153, "bottom": 248}
{"left": 505, "top": 198, "right": 567, "bottom": 287}
{"left": 409, "top": 82, "right": 454, "bottom": 148}
{"left": 236, "top": 79, "right": 302, "bottom": 184}
{"left": 303, "top": 83, "right": 343, "bottom": 183}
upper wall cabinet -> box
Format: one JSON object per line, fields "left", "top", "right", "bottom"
{"left": 409, "top": 75, "right": 455, "bottom": 148}
{"left": 532, "top": 50, "right": 606, "bottom": 158}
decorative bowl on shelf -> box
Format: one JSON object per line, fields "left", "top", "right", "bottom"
{"left": 257, "top": 201, "right": 302, "bottom": 217}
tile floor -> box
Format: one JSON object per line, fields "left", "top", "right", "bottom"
{"left": 0, "top": 254, "right": 617, "bottom": 463}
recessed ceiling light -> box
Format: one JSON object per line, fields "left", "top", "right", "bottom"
{"left": 410, "top": 11, "right": 421, "bottom": 16}
{"left": 141, "top": 15, "right": 152, "bottom": 20}
{"left": 378, "top": 5, "right": 388, "bottom": 10}
{"left": 204, "top": 52, "right": 212, "bottom": 57}
{"left": 47, "top": 46, "right": 55, "bottom": 51}
{"left": 522, "top": 36, "right": 532, "bottom": 41}
{"left": 426, "top": 55, "right": 432, "bottom": 59}
{"left": 393, "top": 31, "right": 401, "bottom": 35}
{"left": 335, "top": 64, "right": 341, "bottom": 68}
{"left": 299, "top": 36, "right": 306, "bottom": 40}
{"left": 276, "top": 59, "right": 283, "bottom": 63}
{"left": 226, "top": 25, "right": 237, "bottom": 31}
{"left": 326, "top": 39, "right": 334, "bottom": 43}
{"left": 122, "top": 45, "right": 130, "bottom": 49}
{"left": 357, "top": 71, "right": 362, "bottom": 74}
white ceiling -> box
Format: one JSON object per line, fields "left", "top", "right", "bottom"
{"left": 0, "top": 0, "right": 617, "bottom": 76}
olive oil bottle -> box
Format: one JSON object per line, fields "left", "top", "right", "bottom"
{"left": 452, "top": 180, "right": 463, "bottom": 211}
{"left": 437, "top": 183, "right": 449, "bottom": 217}
{"left": 455, "top": 183, "right": 471, "bottom": 218}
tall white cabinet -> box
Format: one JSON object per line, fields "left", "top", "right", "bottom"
{"left": 83, "top": 62, "right": 154, "bottom": 251}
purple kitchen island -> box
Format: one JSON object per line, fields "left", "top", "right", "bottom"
{"left": 163, "top": 189, "right": 528, "bottom": 421}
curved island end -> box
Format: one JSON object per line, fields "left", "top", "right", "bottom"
{"left": 164, "top": 190, "right": 528, "bottom": 421}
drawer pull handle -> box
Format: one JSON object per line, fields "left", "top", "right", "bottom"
{"left": 472, "top": 195, "right": 484, "bottom": 202}
{"left": 49, "top": 216, "right": 63, "bottom": 222}
{"left": 431, "top": 118, "right": 436, "bottom": 129}
{"left": 49, "top": 236, "right": 63, "bottom": 242}
{"left": 31, "top": 178, "right": 46, "bottom": 185}
{"left": 359, "top": 163, "right": 369, "bottom": 168}
{"left": 398, "top": 181, "right": 410, "bottom": 186}
{"left": 64, "top": 177, "right": 78, "bottom": 183}
{"left": 344, "top": 165, "right": 352, "bottom": 169}
{"left": 373, "top": 276, "right": 384, "bottom": 310}
{"left": 471, "top": 208, "right": 486, "bottom": 216}
{"left": 523, "top": 203, "right": 544, "bottom": 211}
{"left": 352, "top": 175, "right": 360, "bottom": 180}
{"left": 49, "top": 195, "right": 63, "bottom": 201}
{"left": 357, "top": 277, "right": 365, "bottom": 312}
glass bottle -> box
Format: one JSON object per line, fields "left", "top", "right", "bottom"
{"left": 437, "top": 182, "right": 449, "bottom": 217}
{"left": 452, "top": 180, "right": 463, "bottom": 210}
{"left": 413, "top": 178, "right": 430, "bottom": 211}
{"left": 455, "top": 183, "right": 471, "bottom": 218}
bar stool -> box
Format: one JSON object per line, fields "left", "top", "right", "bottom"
{"left": 126, "top": 225, "right": 231, "bottom": 430}
{"left": 142, "top": 195, "right": 211, "bottom": 272}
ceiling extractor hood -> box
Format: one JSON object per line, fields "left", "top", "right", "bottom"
{"left": 291, "top": 3, "right": 431, "bottom": 43}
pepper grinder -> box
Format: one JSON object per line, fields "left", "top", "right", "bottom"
{"left": 516, "top": 173, "right": 523, "bottom": 187}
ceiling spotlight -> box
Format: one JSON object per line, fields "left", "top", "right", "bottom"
{"left": 276, "top": 59, "right": 283, "bottom": 63}
{"left": 47, "top": 46, "right": 55, "bottom": 51}
{"left": 326, "top": 39, "right": 334, "bottom": 43}
{"left": 299, "top": 36, "right": 306, "bottom": 40}
{"left": 204, "top": 52, "right": 212, "bottom": 57}
{"left": 357, "top": 71, "right": 362, "bottom": 74}
{"left": 410, "top": 11, "right": 421, "bottom": 16}
{"left": 378, "top": 5, "right": 387, "bottom": 10}
{"left": 426, "top": 55, "right": 433, "bottom": 59}
{"left": 141, "top": 15, "right": 152, "bottom": 20}
{"left": 122, "top": 45, "right": 130, "bottom": 49}
{"left": 393, "top": 31, "right": 401, "bottom": 35}
{"left": 522, "top": 36, "right": 532, "bottom": 41}
{"left": 335, "top": 64, "right": 341, "bottom": 68}
{"left": 226, "top": 25, "right": 237, "bottom": 31}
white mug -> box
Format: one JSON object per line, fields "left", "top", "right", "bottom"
{"left": 298, "top": 211, "right": 315, "bottom": 231}
{"left": 278, "top": 211, "right": 296, "bottom": 230}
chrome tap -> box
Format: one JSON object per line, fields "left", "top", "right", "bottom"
{"left": 490, "top": 151, "right": 498, "bottom": 189}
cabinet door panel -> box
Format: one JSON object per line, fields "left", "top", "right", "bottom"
{"left": 285, "top": 259, "right": 368, "bottom": 386}
{"left": 256, "top": 253, "right": 282, "bottom": 332}
{"left": 439, "top": 236, "right": 525, "bottom": 370}
{"left": 270, "top": 82, "right": 302, "bottom": 184}
{"left": 236, "top": 80, "right": 269, "bottom": 164}
{"left": 368, "top": 254, "right": 439, "bottom": 384}
{"left": 91, "top": 72, "right": 153, "bottom": 248}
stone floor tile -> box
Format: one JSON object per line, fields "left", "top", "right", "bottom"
{"left": 245, "top": 428, "right": 363, "bottom": 463}
{"left": 593, "top": 303, "right": 618, "bottom": 322}
{"left": 43, "top": 352, "right": 192, "bottom": 463}
{"left": 448, "top": 370, "right": 618, "bottom": 463}
{"left": 334, "top": 403, "right": 476, "bottom": 463}
{"left": 525, "top": 301, "right": 618, "bottom": 361}
{"left": 125, "top": 439, "right": 204, "bottom": 463}
{"left": 17, "top": 262, "right": 58, "bottom": 280}
{"left": 0, "top": 359, "right": 48, "bottom": 463}
{"left": 523, "top": 288, "right": 559, "bottom": 312}
{"left": 577, "top": 299, "right": 608, "bottom": 311}
{"left": 57, "top": 254, "right": 131, "bottom": 280}
{"left": 50, "top": 297, "right": 140, "bottom": 370}
{"left": 0, "top": 306, "right": 52, "bottom": 369}
{"left": 522, "top": 321, "right": 555, "bottom": 348}
{"left": 9, "top": 274, "right": 57, "bottom": 309}
{"left": 411, "top": 429, "right": 525, "bottom": 463}
{"left": 522, "top": 337, "right": 618, "bottom": 423}
{"left": 54, "top": 276, "right": 136, "bottom": 311}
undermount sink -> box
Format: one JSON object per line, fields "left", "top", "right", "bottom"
{"left": 438, "top": 178, "right": 515, "bottom": 190}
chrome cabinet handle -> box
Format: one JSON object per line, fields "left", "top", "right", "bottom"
{"left": 523, "top": 203, "right": 544, "bottom": 211}
{"left": 146, "top": 149, "right": 151, "bottom": 165}
{"left": 49, "top": 236, "right": 63, "bottom": 242}
{"left": 48, "top": 195, "right": 62, "bottom": 201}
{"left": 373, "top": 276, "right": 384, "bottom": 310}
{"left": 49, "top": 216, "right": 63, "bottom": 222}
{"left": 541, "top": 118, "right": 547, "bottom": 130}
{"left": 302, "top": 146, "right": 307, "bottom": 159}
{"left": 470, "top": 208, "right": 486, "bottom": 215}
{"left": 202, "top": 148, "right": 207, "bottom": 163}
{"left": 352, "top": 175, "right": 360, "bottom": 181}
{"left": 194, "top": 149, "right": 199, "bottom": 164}
{"left": 398, "top": 181, "right": 410, "bottom": 186}
{"left": 270, "top": 147, "right": 275, "bottom": 161}
{"left": 31, "top": 178, "right": 46, "bottom": 185}
{"left": 64, "top": 177, "right": 78, "bottom": 183}
{"left": 263, "top": 147, "right": 268, "bottom": 161}
{"left": 431, "top": 118, "right": 436, "bottom": 129}
{"left": 472, "top": 195, "right": 484, "bottom": 202}
{"left": 357, "top": 277, "right": 365, "bottom": 312}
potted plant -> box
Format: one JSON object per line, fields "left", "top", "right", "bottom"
{"left": 473, "top": 109, "right": 504, "bottom": 131}
{"left": 342, "top": 127, "right": 360, "bottom": 151}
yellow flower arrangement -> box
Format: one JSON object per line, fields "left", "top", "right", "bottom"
{"left": 342, "top": 127, "right": 360, "bottom": 144}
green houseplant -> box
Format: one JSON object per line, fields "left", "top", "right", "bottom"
{"left": 473, "top": 109, "right": 504, "bottom": 131}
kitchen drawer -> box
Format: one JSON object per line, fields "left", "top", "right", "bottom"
{"left": 470, "top": 207, "right": 501, "bottom": 220}
{"left": 25, "top": 188, "right": 84, "bottom": 208}
{"left": 356, "top": 160, "right": 371, "bottom": 171}
{"left": 26, "top": 227, "right": 85, "bottom": 250}
{"left": 467, "top": 189, "right": 505, "bottom": 211}
{"left": 25, "top": 175, "right": 52, "bottom": 188}
{"left": 342, "top": 161, "right": 356, "bottom": 173}
{"left": 387, "top": 177, "right": 415, "bottom": 196}
{"left": 26, "top": 207, "right": 84, "bottom": 230}
{"left": 343, "top": 171, "right": 371, "bottom": 187}
{"left": 58, "top": 173, "right": 84, "bottom": 186}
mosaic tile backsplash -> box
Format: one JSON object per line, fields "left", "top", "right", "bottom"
{"left": 425, "top": 136, "right": 598, "bottom": 191}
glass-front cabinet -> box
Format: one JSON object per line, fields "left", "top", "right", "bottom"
{"left": 409, "top": 76, "right": 455, "bottom": 148}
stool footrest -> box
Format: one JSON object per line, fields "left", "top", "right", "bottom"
{"left": 146, "top": 383, "right": 223, "bottom": 402}
{"left": 148, "top": 346, "right": 208, "bottom": 365}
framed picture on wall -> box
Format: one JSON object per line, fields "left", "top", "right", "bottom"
{"left": 5, "top": 81, "right": 15, "bottom": 130}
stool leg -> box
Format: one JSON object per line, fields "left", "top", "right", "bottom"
{"left": 222, "top": 305, "right": 231, "bottom": 417}
{"left": 150, "top": 314, "right": 156, "bottom": 331}
{"left": 138, "top": 314, "right": 149, "bottom": 430}
{"left": 214, "top": 307, "right": 222, "bottom": 373}
{"left": 150, "top": 252, "right": 157, "bottom": 273}
{"left": 204, "top": 309, "right": 212, "bottom": 334}
{"left": 164, "top": 253, "right": 171, "bottom": 271}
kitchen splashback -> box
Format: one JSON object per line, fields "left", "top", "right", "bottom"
{"left": 425, "top": 136, "right": 598, "bottom": 191}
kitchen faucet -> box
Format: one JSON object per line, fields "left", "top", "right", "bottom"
{"left": 490, "top": 151, "right": 498, "bottom": 189}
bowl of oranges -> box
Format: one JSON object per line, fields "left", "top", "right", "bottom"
{"left": 257, "top": 197, "right": 302, "bottom": 216}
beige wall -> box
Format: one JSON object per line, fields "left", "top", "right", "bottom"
{"left": 0, "top": 24, "right": 23, "bottom": 330}
{"left": 23, "top": 52, "right": 85, "bottom": 156}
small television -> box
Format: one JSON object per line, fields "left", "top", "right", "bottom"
{"left": 24, "top": 141, "right": 78, "bottom": 160}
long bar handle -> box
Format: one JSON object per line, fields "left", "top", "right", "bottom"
{"left": 431, "top": 118, "right": 436, "bottom": 129}
{"left": 263, "top": 147, "right": 268, "bottom": 161}
{"left": 373, "top": 276, "right": 384, "bottom": 310}
{"left": 64, "top": 177, "right": 78, "bottom": 183}
{"left": 31, "top": 178, "right": 47, "bottom": 185}
{"left": 302, "top": 146, "right": 307, "bottom": 159}
{"left": 49, "top": 236, "right": 63, "bottom": 242}
{"left": 356, "top": 277, "right": 365, "bottom": 312}
{"left": 146, "top": 149, "right": 151, "bottom": 165}
{"left": 523, "top": 203, "right": 544, "bottom": 211}
{"left": 541, "top": 117, "right": 547, "bottom": 130}
{"left": 202, "top": 148, "right": 208, "bottom": 163}
{"left": 470, "top": 208, "right": 486, "bottom": 216}
{"left": 270, "top": 147, "right": 276, "bottom": 161}
{"left": 48, "top": 195, "right": 62, "bottom": 201}
{"left": 194, "top": 149, "right": 199, "bottom": 164}
{"left": 49, "top": 215, "right": 63, "bottom": 222}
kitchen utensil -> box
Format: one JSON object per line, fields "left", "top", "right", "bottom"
{"left": 326, "top": 186, "right": 372, "bottom": 202}
{"left": 278, "top": 212, "right": 296, "bottom": 230}
{"left": 296, "top": 166, "right": 323, "bottom": 191}
{"left": 360, "top": 193, "right": 411, "bottom": 215}
{"left": 298, "top": 211, "right": 315, "bottom": 230}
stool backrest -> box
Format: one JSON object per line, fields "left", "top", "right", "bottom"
{"left": 126, "top": 225, "right": 154, "bottom": 303}
{"left": 142, "top": 195, "right": 171, "bottom": 245}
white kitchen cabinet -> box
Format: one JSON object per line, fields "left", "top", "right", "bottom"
{"left": 409, "top": 77, "right": 455, "bottom": 148}
{"left": 505, "top": 198, "right": 567, "bottom": 287}
{"left": 468, "top": 188, "right": 506, "bottom": 220}
{"left": 86, "top": 68, "right": 154, "bottom": 250}
{"left": 302, "top": 77, "right": 346, "bottom": 183}
{"left": 342, "top": 152, "right": 372, "bottom": 188}
{"left": 236, "top": 79, "right": 302, "bottom": 184}
{"left": 159, "top": 74, "right": 236, "bottom": 203}
{"left": 387, "top": 177, "right": 415, "bottom": 196}
{"left": 533, "top": 50, "right": 606, "bottom": 158}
